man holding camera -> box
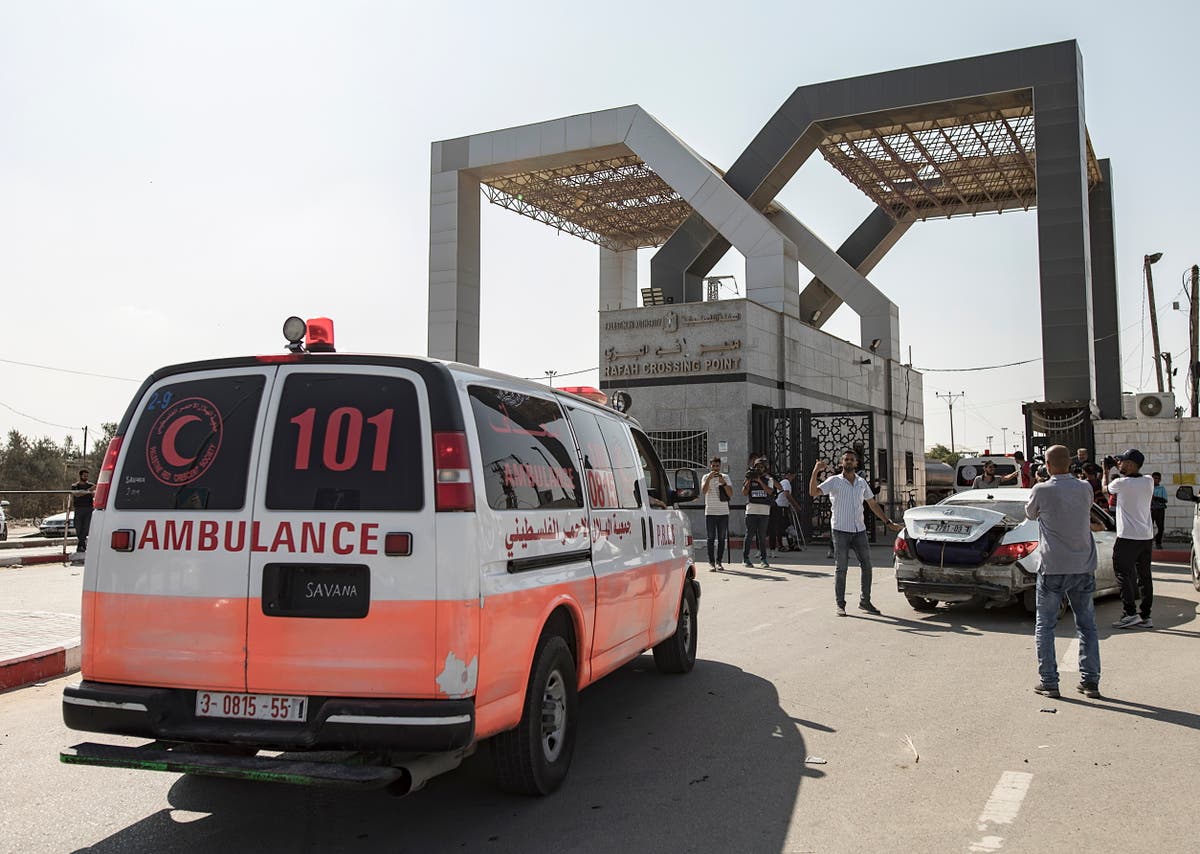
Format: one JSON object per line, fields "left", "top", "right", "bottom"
{"left": 810, "top": 451, "right": 902, "bottom": 616}
{"left": 742, "top": 458, "right": 776, "bottom": 568}
{"left": 1106, "top": 448, "right": 1155, "bottom": 629}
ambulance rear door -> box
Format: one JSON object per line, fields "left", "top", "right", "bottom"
{"left": 86, "top": 367, "right": 274, "bottom": 692}
{"left": 245, "top": 364, "right": 437, "bottom": 698}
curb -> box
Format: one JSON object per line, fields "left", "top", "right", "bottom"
{"left": 1153, "top": 548, "right": 1189, "bottom": 564}
{"left": 0, "top": 638, "right": 81, "bottom": 692}
{"left": 0, "top": 552, "right": 74, "bottom": 568}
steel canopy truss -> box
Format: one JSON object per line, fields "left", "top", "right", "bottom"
{"left": 817, "top": 105, "right": 1104, "bottom": 220}
{"left": 481, "top": 155, "right": 696, "bottom": 251}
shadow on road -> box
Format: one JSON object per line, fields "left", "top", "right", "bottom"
{"left": 73, "top": 658, "right": 816, "bottom": 853}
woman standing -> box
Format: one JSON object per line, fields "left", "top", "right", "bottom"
{"left": 702, "top": 457, "right": 733, "bottom": 571}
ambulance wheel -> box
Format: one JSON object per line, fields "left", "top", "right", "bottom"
{"left": 492, "top": 634, "right": 577, "bottom": 795}
{"left": 653, "top": 581, "right": 698, "bottom": 674}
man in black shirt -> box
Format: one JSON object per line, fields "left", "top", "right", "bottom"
{"left": 71, "top": 468, "right": 95, "bottom": 553}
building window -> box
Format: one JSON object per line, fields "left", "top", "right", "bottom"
{"left": 877, "top": 449, "right": 889, "bottom": 483}
{"left": 645, "top": 429, "right": 709, "bottom": 471}
{"left": 905, "top": 451, "right": 915, "bottom": 485}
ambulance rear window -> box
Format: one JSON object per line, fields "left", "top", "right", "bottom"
{"left": 115, "top": 374, "right": 266, "bottom": 510}
{"left": 266, "top": 373, "right": 423, "bottom": 511}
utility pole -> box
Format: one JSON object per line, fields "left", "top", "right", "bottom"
{"left": 935, "top": 391, "right": 965, "bottom": 453}
{"left": 986, "top": 435, "right": 994, "bottom": 454}
{"left": 1001, "top": 426, "right": 1008, "bottom": 453}
{"left": 82, "top": 426, "right": 88, "bottom": 459}
{"left": 544, "top": 369, "right": 558, "bottom": 388}
{"left": 1162, "top": 352, "right": 1175, "bottom": 395}
{"left": 1191, "top": 264, "right": 1199, "bottom": 417}
{"left": 1145, "top": 252, "right": 1165, "bottom": 393}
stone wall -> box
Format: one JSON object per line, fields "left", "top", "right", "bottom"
{"left": 1095, "top": 416, "right": 1200, "bottom": 543}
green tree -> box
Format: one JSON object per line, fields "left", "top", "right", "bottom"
{"left": 926, "top": 443, "right": 978, "bottom": 468}
{"left": 0, "top": 422, "right": 119, "bottom": 521}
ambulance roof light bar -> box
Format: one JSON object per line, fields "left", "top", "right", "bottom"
{"left": 281, "top": 316, "right": 336, "bottom": 354}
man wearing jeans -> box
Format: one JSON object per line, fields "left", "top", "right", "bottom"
{"left": 1025, "top": 445, "right": 1102, "bottom": 699}
{"left": 742, "top": 458, "right": 775, "bottom": 568}
{"left": 809, "top": 451, "right": 900, "bottom": 616}
{"left": 1107, "top": 448, "right": 1155, "bottom": 629}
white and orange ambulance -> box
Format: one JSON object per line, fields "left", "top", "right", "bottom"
{"left": 62, "top": 318, "right": 699, "bottom": 795}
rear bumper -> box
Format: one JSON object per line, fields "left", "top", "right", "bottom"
{"left": 63, "top": 680, "right": 474, "bottom": 753}
{"left": 897, "top": 580, "right": 1018, "bottom": 600}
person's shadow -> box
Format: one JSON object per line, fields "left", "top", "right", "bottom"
{"left": 73, "top": 658, "right": 820, "bottom": 853}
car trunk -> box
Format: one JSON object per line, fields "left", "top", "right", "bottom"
{"left": 904, "top": 505, "right": 1013, "bottom": 568}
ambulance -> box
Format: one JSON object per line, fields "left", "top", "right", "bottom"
{"left": 61, "top": 318, "right": 699, "bottom": 795}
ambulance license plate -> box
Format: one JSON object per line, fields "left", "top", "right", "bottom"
{"left": 195, "top": 691, "right": 309, "bottom": 722}
{"left": 925, "top": 521, "right": 972, "bottom": 535}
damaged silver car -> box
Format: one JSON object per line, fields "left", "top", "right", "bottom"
{"left": 893, "top": 489, "right": 1121, "bottom": 613}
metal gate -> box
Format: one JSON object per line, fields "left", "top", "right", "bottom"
{"left": 751, "top": 408, "right": 876, "bottom": 542}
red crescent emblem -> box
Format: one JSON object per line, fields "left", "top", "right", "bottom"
{"left": 160, "top": 415, "right": 201, "bottom": 467}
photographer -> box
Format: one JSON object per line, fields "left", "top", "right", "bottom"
{"left": 742, "top": 458, "right": 776, "bottom": 568}
{"left": 1107, "top": 449, "right": 1155, "bottom": 629}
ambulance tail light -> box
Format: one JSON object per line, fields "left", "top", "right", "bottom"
{"left": 93, "top": 436, "right": 123, "bottom": 510}
{"left": 434, "top": 431, "right": 474, "bottom": 512}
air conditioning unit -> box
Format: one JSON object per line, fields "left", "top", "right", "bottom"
{"left": 1128, "top": 392, "right": 1175, "bottom": 419}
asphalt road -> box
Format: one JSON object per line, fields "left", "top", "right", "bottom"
{"left": 2, "top": 548, "right": 1198, "bottom": 853}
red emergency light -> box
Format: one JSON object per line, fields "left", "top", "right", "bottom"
{"left": 306, "top": 317, "right": 336, "bottom": 352}
{"left": 560, "top": 386, "right": 609, "bottom": 405}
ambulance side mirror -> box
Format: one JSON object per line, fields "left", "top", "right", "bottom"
{"left": 673, "top": 468, "right": 699, "bottom": 503}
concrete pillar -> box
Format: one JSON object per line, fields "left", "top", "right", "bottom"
{"left": 1033, "top": 47, "right": 1096, "bottom": 403}
{"left": 427, "top": 169, "right": 481, "bottom": 364}
{"left": 599, "top": 247, "right": 637, "bottom": 310}
{"left": 745, "top": 249, "right": 800, "bottom": 318}
{"left": 1089, "top": 159, "right": 1121, "bottom": 419}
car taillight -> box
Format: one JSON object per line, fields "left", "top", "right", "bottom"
{"left": 93, "top": 436, "right": 123, "bottom": 510}
{"left": 893, "top": 534, "right": 910, "bottom": 559}
{"left": 989, "top": 540, "right": 1039, "bottom": 565}
{"left": 434, "top": 431, "right": 474, "bottom": 512}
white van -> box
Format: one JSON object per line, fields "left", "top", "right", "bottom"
{"left": 62, "top": 318, "right": 699, "bottom": 795}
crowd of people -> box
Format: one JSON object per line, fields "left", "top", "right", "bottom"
{"left": 698, "top": 441, "right": 1167, "bottom": 699}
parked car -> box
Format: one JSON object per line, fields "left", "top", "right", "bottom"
{"left": 893, "top": 488, "right": 1121, "bottom": 613}
{"left": 1173, "top": 485, "right": 1200, "bottom": 591}
{"left": 38, "top": 511, "right": 76, "bottom": 539}
{"left": 0, "top": 499, "right": 9, "bottom": 541}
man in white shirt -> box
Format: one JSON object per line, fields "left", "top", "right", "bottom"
{"left": 1107, "top": 448, "right": 1156, "bottom": 628}
{"left": 809, "top": 451, "right": 901, "bottom": 616}
{"left": 701, "top": 457, "right": 733, "bottom": 571}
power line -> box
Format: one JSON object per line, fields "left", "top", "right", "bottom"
{"left": 0, "top": 399, "right": 82, "bottom": 430}
{"left": 0, "top": 357, "right": 139, "bottom": 383}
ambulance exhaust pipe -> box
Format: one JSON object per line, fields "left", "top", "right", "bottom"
{"left": 387, "top": 748, "right": 472, "bottom": 796}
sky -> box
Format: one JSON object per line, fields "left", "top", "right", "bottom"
{"left": 2, "top": 0, "right": 1198, "bottom": 456}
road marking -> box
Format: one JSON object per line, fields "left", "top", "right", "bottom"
{"left": 1059, "top": 638, "right": 1080, "bottom": 673}
{"left": 967, "top": 771, "right": 1033, "bottom": 852}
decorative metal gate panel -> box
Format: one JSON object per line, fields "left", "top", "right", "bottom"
{"left": 752, "top": 408, "right": 876, "bottom": 542}
{"left": 646, "top": 429, "right": 709, "bottom": 471}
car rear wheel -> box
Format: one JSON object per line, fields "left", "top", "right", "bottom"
{"left": 1192, "top": 549, "right": 1200, "bottom": 592}
{"left": 492, "top": 634, "right": 578, "bottom": 795}
{"left": 1022, "top": 589, "right": 1067, "bottom": 618}
{"left": 904, "top": 594, "right": 939, "bottom": 612}
{"left": 653, "top": 581, "right": 698, "bottom": 674}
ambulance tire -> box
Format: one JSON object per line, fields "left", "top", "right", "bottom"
{"left": 492, "top": 634, "right": 578, "bottom": 795}
{"left": 653, "top": 581, "right": 698, "bottom": 674}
